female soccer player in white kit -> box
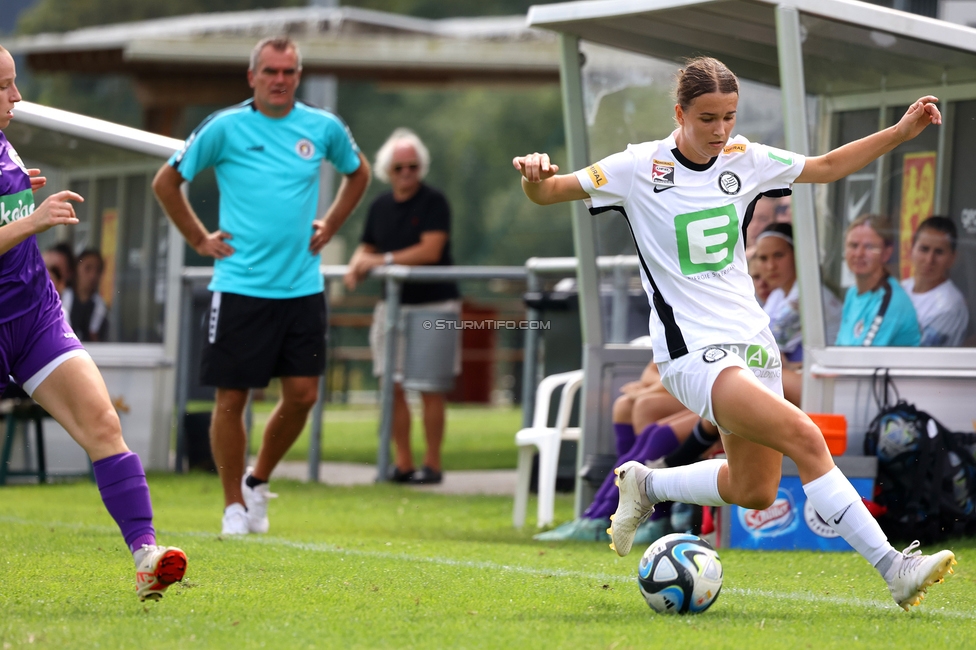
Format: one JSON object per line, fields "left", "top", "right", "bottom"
{"left": 513, "top": 57, "right": 954, "bottom": 611}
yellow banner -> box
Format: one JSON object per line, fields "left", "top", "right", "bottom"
{"left": 99, "top": 208, "right": 118, "bottom": 307}
{"left": 898, "top": 152, "right": 936, "bottom": 280}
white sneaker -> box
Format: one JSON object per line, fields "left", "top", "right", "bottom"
{"left": 884, "top": 540, "right": 956, "bottom": 610}
{"left": 221, "top": 502, "right": 250, "bottom": 535}
{"left": 242, "top": 467, "right": 277, "bottom": 534}
{"left": 608, "top": 460, "right": 657, "bottom": 557}
{"left": 135, "top": 545, "right": 187, "bottom": 601}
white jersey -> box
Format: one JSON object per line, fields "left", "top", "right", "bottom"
{"left": 575, "top": 133, "right": 805, "bottom": 362}
{"left": 901, "top": 276, "right": 969, "bottom": 347}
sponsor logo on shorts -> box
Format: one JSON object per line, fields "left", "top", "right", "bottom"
{"left": 651, "top": 159, "right": 675, "bottom": 186}
{"left": 723, "top": 143, "right": 747, "bottom": 154}
{"left": 804, "top": 500, "right": 840, "bottom": 538}
{"left": 674, "top": 205, "right": 740, "bottom": 275}
{"left": 709, "top": 342, "right": 782, "bottom": 372}
{"left": 739, "top": 488, "right": 796, "bottom": 536}
{"left": 702, "top": 347, "right": 727, "bottom": 363}
{"left": 718, "top": 171, "right": 741, "bottom": 195}
{"left": 0, "top": 189, "right": 35, "bottom": 227}
{"left": 295, "top": 138, "right": 316, "bottom": 160}
{"left": 586, "top": 164, "right": 608, "bottom": 188}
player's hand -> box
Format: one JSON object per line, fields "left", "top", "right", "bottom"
{"left": 195, "top": 230, "right": 234, "bottom": 259}
{"left": 513, "top": 152, "right": 559, "bottom": 183}
{"left": 28, "top": 169, "right": 47, "bottom": 192}
{"left": 894, "top": 96, "right": 941, "bottom": 141}
{"left": 310, "top": 219, "right": 335, "bottom": 254}
{"left": 28, "top": 190, "right": 83, "bottom": 233}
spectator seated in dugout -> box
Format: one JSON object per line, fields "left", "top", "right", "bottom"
{"left": 900, "top": 216, "right": 969, "bottom": 347}
{"left": 836, "top": 213, "right": 920, "bottom": 347}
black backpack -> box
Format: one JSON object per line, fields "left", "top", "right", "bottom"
{"left": 863, "top": 372, "right": 976, "bottom": 543}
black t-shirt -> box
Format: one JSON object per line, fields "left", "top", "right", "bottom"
{"left": 361, "top": 184, "right": 460, "bottom": 305}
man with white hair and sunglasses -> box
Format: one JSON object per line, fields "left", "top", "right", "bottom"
{"left": 345, "top": 128, "right": 461, "bottom": 485}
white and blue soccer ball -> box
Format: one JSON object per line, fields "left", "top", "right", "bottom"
{"left": 637, "top": 533, "right": 723, "bottom": 615}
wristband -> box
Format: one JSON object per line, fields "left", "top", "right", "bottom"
{"left": 384, "top": 252, "right": 394, "bottom": 265}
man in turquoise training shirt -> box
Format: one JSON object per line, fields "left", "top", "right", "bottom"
{"left": 153, "top": 36, "right": 371, "bottom": 535}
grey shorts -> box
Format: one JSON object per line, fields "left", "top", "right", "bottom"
{"left": 369, "top": 299, "right": 462, "bottom": 383}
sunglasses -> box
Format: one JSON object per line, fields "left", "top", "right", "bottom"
{"left": 392, "top": 163, "right": 419, "bottom": 173}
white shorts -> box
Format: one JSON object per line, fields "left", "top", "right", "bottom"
{"left": 369, "top": 299, "right": 462, "bottom": 383}
{"left": 657, "top": 327, "right": 783, "bottom": 429}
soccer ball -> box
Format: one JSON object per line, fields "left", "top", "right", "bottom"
{"left": 876, "top": 413, "right": 920, "bottom": 463}
{"left": 637, "top": 533, "right": 723, "bottom": 614}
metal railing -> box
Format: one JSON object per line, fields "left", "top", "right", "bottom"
{"left": 173, "top": 264, "right": 528, "bottom": 483}
{"left": 519, "top": 255, "right": 640, "bottom": 428}
{"left": 173, "top": 256, "right": 642, "bottom": 483}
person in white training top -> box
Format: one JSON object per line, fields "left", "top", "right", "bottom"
{"left": 512, "top": 56, "right": 955, "bottom": 611}
{"left": 901, "top": 215, "right": 969, "bottom": 347}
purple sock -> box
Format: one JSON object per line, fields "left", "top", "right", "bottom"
{"left": 584, "top": 425, "right": 680, "bottom": 520}
{"left": 92, "top": 452, "right": 155, "bottom": 553}
{"left": 613, "top": 423, "right": 636, "bottom": 458}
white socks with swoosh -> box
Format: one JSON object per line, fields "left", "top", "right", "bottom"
{"left": 803, "top": 466, "right": 895, "bottom": 573}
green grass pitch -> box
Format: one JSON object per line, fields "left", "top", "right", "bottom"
{"left": 2, "top": 474, "right": 974, "bottom": 649}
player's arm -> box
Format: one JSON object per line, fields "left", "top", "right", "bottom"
{"left": 797, "top": 97, "right": 940, "bottom": 184}
{"left": 310, "top": 151, "right": 371, "bottom": 253}
{"left": 152, "top": 164, "right": 234, "bottom": 259}
{"left": 0, "top": 190, "right": 82, "bottom": 256}
{"left": 513, "top": 152, "right": 588, "bottom": 205}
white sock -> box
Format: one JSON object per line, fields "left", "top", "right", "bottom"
{"left": 802, "top": 466, "right": 893, "bottom": 568}
{"left": 645, "top": 459, "right": 730, "bottom": 507}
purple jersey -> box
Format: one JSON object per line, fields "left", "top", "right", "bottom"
{"left": 0, "top": 130, "right": 54, "bottom": 324}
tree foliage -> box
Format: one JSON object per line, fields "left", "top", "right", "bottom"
{"left": 14, "top": 0, "right": 573, "bottom": 267}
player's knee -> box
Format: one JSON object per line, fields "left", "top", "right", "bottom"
{"left": 736, "top": 481, "right": 779, "bottom": 510}
{"left": 788, "top": 415, "right": 830, "bottom": 463}
{"left": 86, "top": 406, "right": 122, "bottom": 446}
{"left": 612, "top": 395, "right": 633, "bottom": 423}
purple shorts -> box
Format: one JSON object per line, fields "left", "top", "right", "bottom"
{"left": 0, "top": 299, "right": 85, "bottom": 396}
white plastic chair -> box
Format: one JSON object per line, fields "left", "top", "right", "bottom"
{"left": 513, "top": 369, "right": 584, "bottom": 528}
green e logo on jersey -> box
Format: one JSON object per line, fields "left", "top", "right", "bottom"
{"left": 674, "top": 205, "right": 740, "bottom": 275}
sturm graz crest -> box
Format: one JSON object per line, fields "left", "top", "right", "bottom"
{"left": 718, "top": 171, "right": 741, "bottom": 195}
{"left": 703, "top": 347, "right": 727, "bottom": 363}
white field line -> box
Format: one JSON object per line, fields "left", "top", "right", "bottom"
{"left": 2, "top": 515, "right": 970, "bottom": 619}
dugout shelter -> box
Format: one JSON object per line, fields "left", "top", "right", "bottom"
{"left": 528, "top": 0, "right": 976, "bottom": 515}
{"left": 4, "top": 102, "right": 183, "bottom": 473}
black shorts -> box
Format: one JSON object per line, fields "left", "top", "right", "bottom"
{"left": 200, "top": 291, "right": 327, "bottom": 389}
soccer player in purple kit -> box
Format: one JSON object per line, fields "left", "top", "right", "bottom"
{"left": 0, "top": 45, "right": 187, "bottom": 601}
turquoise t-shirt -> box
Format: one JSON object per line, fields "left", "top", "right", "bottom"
{"left": 170, "top": 100, "right": 361, "bottom": 298}
{"left": 835, "top": 277, "right": 920, "bottom": 346}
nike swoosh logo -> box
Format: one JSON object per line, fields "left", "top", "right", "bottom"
{"left": 832, "top": 504, "right": 853, "bottom": 525}
{"left": 653, "top": 185, "right": 675, "bottom": 193}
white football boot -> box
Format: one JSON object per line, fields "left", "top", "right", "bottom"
{"left": 608, "top": 460, "right": 657, "bottom": 557}
{"left": 221, "top": 502, "right": 250, "bottom": 535}
{"left": 884, "top": 540, "right": 956, "bottom": 610}
{"left": 135, "top": 545, "right": 187, "bottom": 601}
{"left": 242, "top": 467, "right": 277, "bottom": 534}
